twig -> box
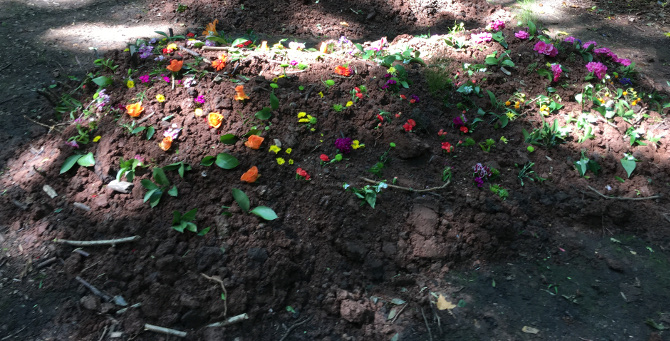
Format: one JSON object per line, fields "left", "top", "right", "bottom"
{"left": 278, "top": 316, "right": 313, "bottom": 341}
{"left": 72, "top": 248, "right": 90, "bottom": 257}
{"left": 53, "top": 236, "right": 140, "bottom": 246}
{"left": 391, "top": 303, "right": 408, "bottom": 323}
{"left": 202, "top": 46, "right": 232, "bottom": 51}
{"left": 661, "top": 213, "right": 670, "bottom": 224}
{"left": 587, "top": 185, "right": 661, "bottom": 201}
{"left": 421, "top": 308, "right": 433, "bottom": 341}
{"left": 116, "top": 302, "right": 142, "bottom": 315}
{"left": 304, "top": 84, "right": 315, "bottom": 101}
{"left": 136, "top": 111, "right": 155, "bottom": 124}
{"left": 36, "top": 257, "right": 58, "bottom": 269}
{"left": 143, "top": 324, "right": 187, "bottom": 338}
{"left": 97, "top": 325, "right": 108, "bottom": 341}
{"left": 361, "top": 177, "right": 450, "bottom": 193}
{"left": 201, "top": 273, "right": 227, "bottom": 317}
{"left": 76, "top": 276, "right": 112, "bottom": 302}
{"left": 180, "top": 46, "right": 201, "bottom": 57}
{"left": 22, "top": 115, "right": 62, "bottom": 133}
{"left": 206, "top": 313, "right": 249, "bottom": 327}
{"left": 1, "top": 326, "right": 26, "bottom": 341}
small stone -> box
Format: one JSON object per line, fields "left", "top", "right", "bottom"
{"left": 80, "top": 295, "right": 101, "bottom": 310}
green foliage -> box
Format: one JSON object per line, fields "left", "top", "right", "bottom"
{"left": 574, "top": 151, "right": 601, "bottom": 177}
{"left": 201, "top": 153, "right": 240, "bottom": 169}
{"left": 489, "top": 184, "right": 509, "bottom": 200}
{"left": 485, "top": 51, "right": 514, "bottom": 68}
{"left": 620, "top": 153, "right": 637, "bottom": 178}
{"left": 442, "top": 166, "right": 453, "bottom": 182}
{"left": 479, "top": 138, "right": 495, "bottom": 152}
{"left": 517, "top": 162, "right": 546, "bottom": 186}
{"left": 230, "top": 188, "right": 278, "bottom": 220}
{"left": 172, "top": 208, "right": 210, "bottom": 235}
{"left": 141, "top": 168, "right": 178, "bottom": 208}
{"left": 60, "top": 152, "right": 95, "bottom": 174}
{"left": 522, "top": 119, "right": 570, "bottom": 148}
{"left": 163, "top": 161, "right": 192, "bottom": 178}
{"left": 368, "top": 143, "right": 395, "bottom": 177}
{"left": 117, "top": 157, "right": 141, "bottom": 181}
{"left": 344, "top": 182, "right": 387, "bottom": 208}
{"left": 424, "top": 62, "right": 453, "bottom": 96}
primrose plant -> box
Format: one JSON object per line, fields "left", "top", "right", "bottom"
{"left": 472, "top": 163, "right": 492, "bottom": 188}
{"left": 343, "top": 182, "right": 387, "bottom": 208}
{"left": 172, "top": 208, "right": 210, "bottom": 235}
{"left": 229, "top": 188, "right": 278, "bottom": 220}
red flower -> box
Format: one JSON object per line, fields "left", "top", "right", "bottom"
{"left": 355, "top": 92, "right": 363, "bottom": 99}
{"left": 354, "top": 87, "right": 360, "bottom": 92}
{"left": 296, "top": 168, "right": 311, "bottom": 180}
{"left": 438, "top": 129, "right": 447, "bottom": 136}
{"left": 403, "top": 119, "right": 416, "bottom": 132}
{"left": 377, "top": 114, "right": 384, "bottom": 122}
{"left": 460, "top": 126, "right": 469, "bottom": 134}
{"left": 319, "top": 154, "right": 330, "bottom": 162}
{"left": 441, "top": 142, "right": 453, "bottom": 152}
{"left": 186, "top": 32, "right": 195, "bottom": 38}
{"left": 400, "top": 94, "right": 407, "bottom": 100}
{"left": 334, "top": 65, "right": 351, "bottom": 76}
{"left": 409, "top": 99, "right": 416, "bottom": 104}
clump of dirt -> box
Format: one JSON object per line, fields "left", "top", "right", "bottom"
{"left": 2, "top": 0, "right": 670, "bottom": 340}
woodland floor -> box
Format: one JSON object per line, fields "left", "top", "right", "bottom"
{"left": 1, "top": 0, "right": 670, "bottom": 340}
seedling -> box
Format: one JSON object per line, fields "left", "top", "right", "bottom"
{"left": 522, "top": 119, "right": 570, "bottom": 148}
{"left": 517, "top": 161, "right": 545, "bottom": 186}
{"left": 230, "top": 188, "right": 278, "bottom": 220}
{"left": 172, "top": 208, "right": 210, "bottom": 235}
{"left": 442, "top": 166, "right": 452, "bottom": 182}
{"left": 574, "top": 151, "right": 600, "bottom": 177}
{"left": 479, "top": 138, "right": 495, "bottom": 152}
{"left": 332, "top": 103, "right": 343, "bottom": 112}
{"left": 322, "top": 79, "right": 335, "bottom": 88}
{"left": 117, "top": 157, "right": 143, "bottom": 181}
{"left": 201, "top": 153, "right": 240, "bottom": 169}
{"left": 368, "top": 143, "right": 396, "bottom": 177}
{"left": 60, "top": 152, "right": 96, "bottom": 174}
{"left": 344, "top": 182, "right": 387, "bottom": 208}
{"left": 489, "top": 184, "right": 509, "bottom": 200}
{"left": 94, "top": 58, "right": 119, "bottom": 72}
{"left": 141, "top": 168, "right": 178, "bottom": 208}
{"left": 620, "top": 153, "right": 637, "bottom": 178}
{"left": 484, "top": 51, "right": 514, "bottom": 68}
{"left": 163, "top": 161, "right": 192, "bottom": 178}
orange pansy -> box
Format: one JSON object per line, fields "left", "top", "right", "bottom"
{"left": 334, "top": 65, "right": 351, "bottom": 77}
{"left": 202, "top": 19, "right": 219, "bottom": 36}
{"left": 158, "top": 136, "right": 173, "bottom": 151}
{"left": 166, "top": 59, "right": 183, "bottom": 72}
{"left": 212, "top": 54, "right": 227, "bottom": 71}
{"left": 126, "top": 102, "right": 144, "bottom": 117}
{"left": 260, "top": 41, "right": 268, "bottom": 51}
{"left": 240, "top": 166, "right": 260, "bottom": 183}
{"left": 207, "top": 112, "right": 224, "bottom": 129}
{"left": 244, "top": 135, "right": 264, "bottom": 149}
{"left": 234, "top": 85, "right": 250, "bottom": 101}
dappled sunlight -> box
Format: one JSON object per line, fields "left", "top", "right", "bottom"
{"left": 41, "top": 22, "right": 175, "bottom": 52}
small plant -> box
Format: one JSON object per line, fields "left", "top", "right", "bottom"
{"left": 231, "top": 188, "right": 278, "bottom": 220}
{"left": 472, "top": 163, "right": 492, "bottom": 187}
{"left": 489, "top": 184, "right": 509, "bottom": 200}
{"left": 479, "top": 138, "right": 495, "bottom": 152}
{"left": 60, "top": 152, "right": 95, "bottom": 174}
{"left": 332, "top": 103, "right": 344, "bottom": 112}
{"left": 163, "top": 161, "right": 192, "bottom": 178}
{"left": 368, "top": 142, "right": 396, "bottom": 177}
{"left": 574, "top": 151, "right": 601, "bottom": 177}
{"left": 322, "top": 79, "right": 335, "bottom": 88}
{"left": 484, "top": 51, "right": 514, "bottom": 68}
{"left": 117, "top": 156, "right": 143, "bottom": 181}
{"left": 141, "top": 168, "right": 178, "bottom": 208}
{"left": 442, "top": 166, "right": 453, "bottom": 182}
{"left": 172, "top": 208, "right": 210, "bottom": 235}
{"left": 201, "top": 153, "right": 240, "bottom": 169}
{"left": 94, "top": 58, "right": 119, "bottom": 72}
{"left": 522, "top": 119, "right": 570, "bottom": 148}
{"left": 344, "top": 182, "right": 387, "bottom": 208}
{"left": 517, "top": 161, "right": 545, "bottom": 186}
{"left": 463, "top": 137, "right": 476, "bottom": 146}
{"left": 176, "top": 4, "right": 188, "bottom": 12}
{"left": 620, "top": 153, "right": 637, "bottom": 178}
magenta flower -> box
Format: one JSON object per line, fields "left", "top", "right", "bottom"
{"left": 533, "top": 41, "right": 558, "bottom": 57}
{"left": 138, "top": 75, "right": 151, "bottom": 83}
{"left": 160, "top": 74, "right": 170, "bottom": 82}
{"left": 515, "top": 31, "right": 530, "bottom": 40}
{"left": 551, "top": 64, "right": 562, "bottom": 82}
{"left": 582, "top": 41, "right": 597, "bottom": 49}
{"left": 194, "top": 95, "right": 205, "bottom": 104}
{"left": 65, "top": 140, "right": 79, "bottom": 148}
{"left": 593, "top": 47, "right": 611, "bottom": 56}
{"left": 488, "top": 20, "right": 505, "bottom": 32}
{"left": 617, "top": 58, "right": 632, "bottom": 66}
{"left": 586, "top": 62, "right": 607, "bottom": 80}
{"left": 334, "top": 137, "right": 353, "bottom": 154}
{"left": 471, "top": 32, "right": 492, "bottom": 44}
{"left": 290, "top": 60, "right": 298, "bottom": 66}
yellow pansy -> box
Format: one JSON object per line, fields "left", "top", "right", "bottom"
{"left": 346, "top": 101, "right": 353, "bottom": 107}
{"left": 288, "top": 159, "right": 294, "bottom": 165}
{"left": 156, "top": 94, "right": 166, "bottom": 102}
{"left": 269, "top": 145, "right": 281, "bottom": 154}
{"left": 195, "top": 108, "right": 204, "bottom": 117}
{"left": 127, "top": 80, "right": 135, "bottom": 88}
{"left": 167, "top": 43, "right": 178, "bottom": 51}
{"left": 285, "top": 148, "right": 292, "bottom": 154}
{"left": 93, "top": 136, "right": 101, "bottom": 143}
{"left": 276, "top": 158, "right": 285, "bottom": 165}
{"left": 297, "top": 112, "right": 306, "bottom": 118}
{"left": 318, "top": 92, "right": 324, "bottom": 98}
{"left": 352, "top": 140, "right": 365, "bottom": 149}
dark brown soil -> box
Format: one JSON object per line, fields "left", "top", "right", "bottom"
{"left": 2, "top": 0, "right": 670, "bottom": 340}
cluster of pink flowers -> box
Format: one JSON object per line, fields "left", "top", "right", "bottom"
{"left": 533, "top": 41, "right": 558, "bottom": 57}
{"left": 515, "top": 30, "right": 530, "bottom": 40}
{"left": 471, "top": 32, "right": 492, "bottom": 44}
{"left": 586, "top": 62, "right": 608, "bottom": 79}
{"left": 488, "top": 20, "right": 505, "bottom": 32}
{"left": 551, "top": 64, "right": 562, "bottom": 82}
{"left": 582, "top": 41, "right": 597, "bottom": 49}
{"left": 563, "top": 36, "right": 579, "bottom": 44}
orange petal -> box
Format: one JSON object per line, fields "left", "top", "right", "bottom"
{"left": 244, "top": 135, "right": 264, "bottom": 149}
{"left": 234, "top": 85, "right": 250, "bottom": 101}
{"left": 240, "top": 166, "right": 259, "bottom": 183}
{"left": 159, "top": 136, "right": 173, "bottom": 151}
{"left": 126, "top": 102, "right": 144, "bottom": 117}
{"left": 166, "top": 59, "right": 183, "bottom": 72}
{"left": 207, "top": 112, "right": 224, "bottom": 129}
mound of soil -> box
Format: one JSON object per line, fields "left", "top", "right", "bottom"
{"left": 1, "top": 0, "right": 670, "bottom": 340}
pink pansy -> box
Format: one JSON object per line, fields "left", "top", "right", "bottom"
{"left": 593, "top": 47, "right": 611, "bottom": 56}
{"left": 582, "top": 41, "right": 597, "bottom": 49}
{"left": 551, "top": 64, "right": 562, "bottom": 82}
{"left": 471, "top": 32, "right": 492, "bottom": 44}
{"left": 586, "top": 62, "right": 608, "bottom": 80}
{"left": 533, "top": 41, "right": 558, "bottom": 57}
{"left": 515, "top": 31, "right": 530, "bottom": 40}
{"left": 563, "top": 36, "right": 578, "bottom": 44}
{"left": 488, "top": 20, "right": 505, "bottom": 32}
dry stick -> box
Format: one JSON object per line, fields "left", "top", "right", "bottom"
{"left": 136, "top": 111, "right": 155, "bottom": 124}
{"left": 361, "top": 177, "right": 450, "bottom": 193}
{"left": 278, "top": 316, "right": 313, "bottom": 341}
{"left": 202, "top": 46, "right": 232, "bottom": 51}
{"left": 76, "top": 276, "right": 112, "bottom": 302}
{"left": 23, "top": 115, "right": 62, "bottom": 133}
{"left": 206, "top": 313, "right": 249, "bottom": 327}
{"left": 144, "top": 324, "right": 187, "bottom": 338}
{"left": 421, "top": 308, "right": 433, "bottom": 341}
{"left": 36, "top": 257, "right": 58, "bottom": 269}
{"left": 587, "top": 185, "right": 661, "bottom": 201}
{"left": 53, "top": 236, "right": 140, "bottom": 246}
{"left": 391, "top": 303, "right": 408, "bottom": 323}
{"left": 662, "top": 213, "right": 670, "bottom": 224}
{"left": 201, "top": 273, "right": 227, "bottom": 317}
{"left": 180, "top": 46, "right": 201, "bottom": 57}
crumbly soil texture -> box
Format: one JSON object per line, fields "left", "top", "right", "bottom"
{"left": 2, "top": 0, "right": 670, "bottom": 340}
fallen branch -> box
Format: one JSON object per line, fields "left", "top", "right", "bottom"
{"left": 360, "top": 177, "right": 450, "bottom": 193}
{"left": 144, "top": 324, "right": 187, "bottom": 338}
{"left": 22, "top": 115, "right": 63, "bottom": 133}
{"left": 76, "top": 276, "right": 112, "bottom": 302}
{"left": 201, "top": 273, "right": 227, "bottom": 317}
{"left": 278, "top": 316, "right": 313, "bottom": 341}
{"left": 53, "top": 236, "right": 140, "bottom": 246}
{"left": 136, "top": 111, "right": 155, "bottom": 124}
{"left": 107, "top": 180, "right": 134, "bottom": 194}
{"left": 36, "top": 257, "right": 58, "bottom": 269}
{"left": 202, "top": 46, "right": 231, "bottom": 51}
{"left": 206, "top": 313, "right": 249, "bottom": 327}
{"left": 587, "top": 185, "right": 661, "bottom": 201}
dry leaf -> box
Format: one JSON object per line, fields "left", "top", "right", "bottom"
{"left": 436, "top": 294, "right": 456, "bottom": 310}
{"left": 522, "top": 326, "right": 540, "bottom": 334}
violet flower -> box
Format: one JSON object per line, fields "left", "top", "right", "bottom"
{"left": 586, "top": 62, "right": 607, "bottom": 80}
{"left": 515, "top": 30, "right": 530, "bottom": 40}
{"left": 65, "top": 140, "right": 79, "bottom": 148}
{"left": 334, "top": 137, "right": 353, "bottom": 154}
{"left": 194, "top": 95, "right": 205, "bottom": 104}
{"left": 164, "top": 124, "right": 181, "bottom": 140}
{"left": 138, "top": 75, "right": 150, "bottom": 83}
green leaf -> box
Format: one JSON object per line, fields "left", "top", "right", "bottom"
{"left": 197, "top": 226, "right": 211, "bottom": 236}
{"left": 621, "top": 158, "right": 636, "bottom": 178}
{"left": 141, "top": 179, "right": 159, "bottom": 190}
{"left": 131, "top": 126, "right": 146, "bottom": 134}
{"left": 232, "top": 188, "right": 250, "bottom": 212}
{"left": 77, "top": 152, "right": 96, "bottom": 167}
{"left": 172, "top": 210, "right": 183, "bottom": 224}
{"left": 168, "top": 185, "right": 178, "bottom": 197}
{"left": 215, "top": 153, "right": 239, "bottom": 169}
{"left": 501, "top": 59, "right": 515, "bottom": 67}
{"left": 615, "top": 176, "right": 626, "bottom": 183}
{"left": 244, "top": 129, "right": 262, "bottom": 137}
{"left": 270, "top": 91, "right": 279, "bottom": 110}
{"left": 154, "top": 31, "right": 169, "bottom": 38}
{"left": 153, "top": 168, "right": 170, "bottom": 187}
{"left": 92, "top": 76, "right": 113, "bottom": 87}
{"left": 182, "top": 208, "right": 198, "bottom": 222}
{"left": 250, "top": 206, "right": 278, "bottom": 220}
{"left": 255, "top": 107, "right": 272, "bottom": 120}
{"left": 201, "top": 156, "right": 215, "bottom": 166}
{"left": 146, "top": 126, "right": 155, "bottom": 140}
{"left": 172, "top": 222, "right": 186, "bottom": 233}
{"left": 269, "top": 83, "right": 279, "bottom": 89}
{"left": 485, "top": 56, "right": 498, "bottom": 65}
{"left": 148, "top": 190, "right": 163, "bottom": 208}
{"left": 60, "top": 155, "right": 82, "bottom": 174}
{"left": 231, "top": 38, "right": 250, "bottom": 47}
{"left": 185, "top": 222, "right": 197, "bottom": 233}
{"left": 219, "top": 134, "right": 238, "bottom": 145}
{"left": 574, "top": 159, "right": 588, "bottom": 177}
